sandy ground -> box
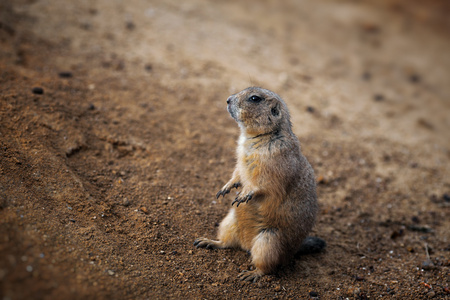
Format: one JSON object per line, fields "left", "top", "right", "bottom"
{"left": 1, "top": 0, "right": 449, "bottom": 299}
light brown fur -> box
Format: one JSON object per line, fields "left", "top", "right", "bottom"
{"left": 194, "top": 87, "right": 318, "bottom": 282}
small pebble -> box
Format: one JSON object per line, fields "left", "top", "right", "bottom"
{"left": 309, "top": 291, "right": 318, "bottom": 297}
{"left": 390, "top": 230, "right": 403, "bottom": 239}
{"left": 122, "top": 198, "right": 130, "bottom": 207}
{"left": 417, "top": 118, "right": 434, "bottom": 130}
{"left": 145, "top": 64, "right": 153, "bottom": 72}
{"left": 107, "top": 270, "right": 115, "bottom": 276}
{"left": 373, "top": 94, "right": 384, "bottom": 101}
{"left": 58, "top": 71, "right": 73, "bottom": 78}
{"left": 409, "top": 74, "right": 421, "bottom": 83}
{"left": 274, "top": 285, "right": 281, "bottom": 292}
{"left": 347, "top": 287, "right": 360, "bottom": 296}
{"left": 362, "top": 72, "right": 371, "bottom": 80}
{"left": 421, "top": 259, "right": 435, "bottom": 270}
{"left": 409, "top": 162, "right": 418, "bottom": 168}
{"left": 408, "top": 225, "right": 432, "bottom": 233}
{"left": 140, "top": 206, "right": 149, "bottom": 214}
{"left": 80, "top": 23, "right": 91, "bottom": 30}
{"left": 32, "top": 87, "right": 44, "bottom": 94}
{"left": 306, "top": 106, "right": 315, "bottom": 113}
{"left": 360, "top": 22, "right": 380, "bottom": 34}
{"left": 422, "top": 282, "right": 432, "bottom": 289}
{"left": 317, "top": 175, "right": 328, "bottom": 184}
{"left": 88, "top": 103, "right": 96, "bottom": 110}
{"left": 126, "top": 21, "right": 135, "bottom": 30}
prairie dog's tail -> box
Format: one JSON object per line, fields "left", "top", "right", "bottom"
{"left": 296, "top": 236, "right": 326, "bottom": 256}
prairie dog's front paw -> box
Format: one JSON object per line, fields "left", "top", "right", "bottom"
{"left": 216, "top": 182, "right": 241, "bottom": 199}
{"left": 232, "top": 190, "right": 254, "bottom": 207}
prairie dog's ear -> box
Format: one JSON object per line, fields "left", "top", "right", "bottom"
{"left": 271, "top": 103, "right": 280, "bottom": 118}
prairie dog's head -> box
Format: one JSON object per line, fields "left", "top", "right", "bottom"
{"left": 227, "top": 87, "right": 291, "bottom": 135}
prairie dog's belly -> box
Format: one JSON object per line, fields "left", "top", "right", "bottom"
{"left": 237, "top": 145, "right": 267, "bottom": 187}
{"left": 235, "top": 203, "right": 263, "bottom": 250}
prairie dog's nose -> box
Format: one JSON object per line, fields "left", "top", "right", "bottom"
{"left": 227, "top": 96, "right": 232, "bottom": 104}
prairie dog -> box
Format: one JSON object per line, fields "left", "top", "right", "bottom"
{"left": 194, "top": 87, "right": 323, "bottom": 282}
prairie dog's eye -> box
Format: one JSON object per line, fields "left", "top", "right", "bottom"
{"left": 248, "top": 95, "right": 263, "bottom": 103}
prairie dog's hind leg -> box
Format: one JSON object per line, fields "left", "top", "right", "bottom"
{"left": 217, "top": 208, "right": 240, "bottom": 248}
{"left": 239, "top": 229, "right": 282, "bottom": 282}
{"left": 194, "top": 208, "right": 240, "bottom": 250}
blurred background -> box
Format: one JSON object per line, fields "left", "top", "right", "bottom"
{"left": 1, "top": 0, "right": 449, "bottom": 299}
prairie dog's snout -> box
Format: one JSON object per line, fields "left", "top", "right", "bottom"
{"left": 226, "top": 95, "right": 237, "bottom": 120}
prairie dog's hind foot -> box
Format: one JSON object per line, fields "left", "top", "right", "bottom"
{"left": 238, "top": 269, "right": 264, "bottom": 282}
{"left": 193, "top": 238, "right": 224, "bottom": 250}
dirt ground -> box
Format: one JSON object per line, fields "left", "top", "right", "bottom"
{"left": 1, "top": 0, "right": 449, "bottom": 299}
